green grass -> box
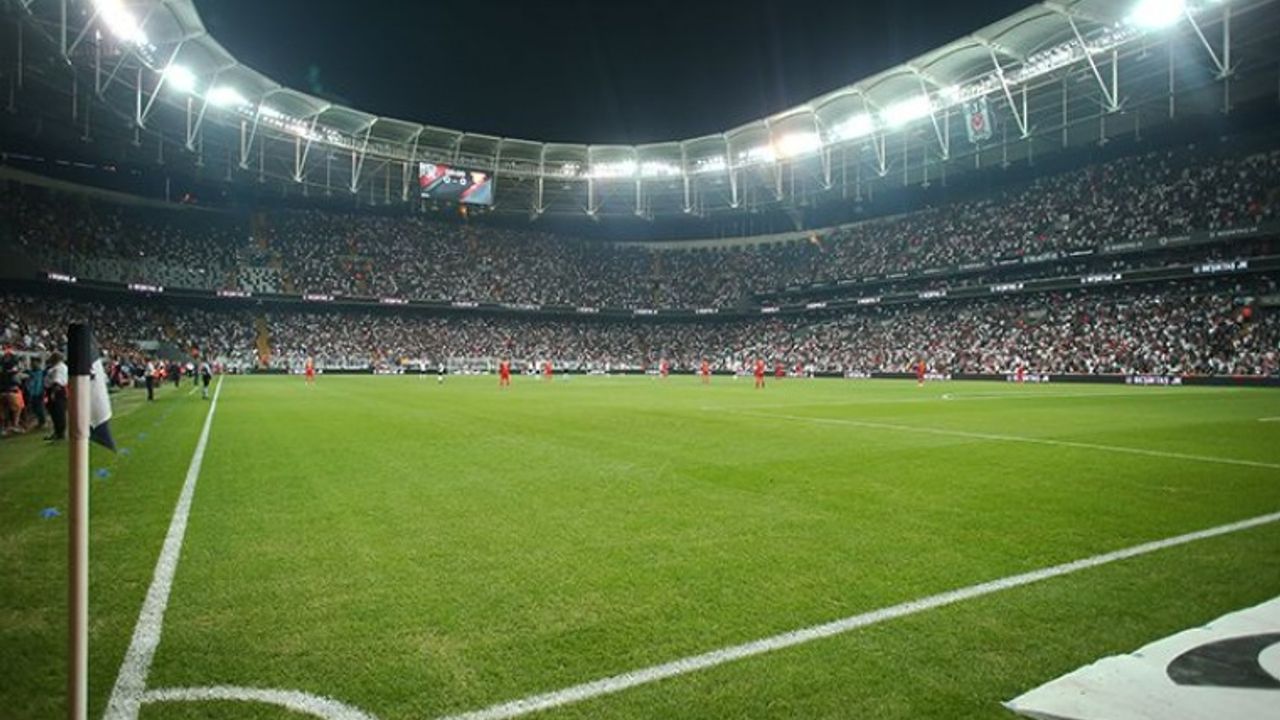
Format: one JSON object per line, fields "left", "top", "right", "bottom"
{"left": 2, "top": 375, "right": 1279, "bottom": 720}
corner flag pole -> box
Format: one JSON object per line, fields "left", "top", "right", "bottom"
{"left": 67, "top": 323, "right": 91, "bottom": 720}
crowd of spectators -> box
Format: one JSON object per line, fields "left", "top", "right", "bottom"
{"left": 0, "top": 295, "right": 257, "bottom": 369}
{"left": 4, "top": 144, "right": 1277, "bottom": 309}
{"left": 4, "top": 273, "right": 1276, "bottom": 377}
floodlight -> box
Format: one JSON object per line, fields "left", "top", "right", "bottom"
{"left": 640, "top": 161, "right": 680, "bottom": 178}
{"left": 830, "top": 113, "right": 875, "bottom": 141}
{"left": 1126, "top": 0, "right": 1186, "bottom": 29}
{"left": 207, "top": 86, "right": 248, "bottom": 108}
{"left": 881, "top": 95, "right": 932, "bottom": 128}
{"left": 695, "top": 156, "right": 727, "bottom": 173}
{"left": 164, "top": 65, "right": 197, "bottom": 94}
{"left": 92, "top": 0, "right": 148, "bottom": 45}
{"left": 591, "top": 160, "right": 637, "bottom": 179}
{"left": 742, "top": 145, "right": 776, "bottom": 164}
{"left": 775, "top": 132, "right": 822, "bottom": 158}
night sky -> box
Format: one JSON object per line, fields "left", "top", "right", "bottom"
{"left": 194, "top": 0, "right": 1031, "bottom": 145}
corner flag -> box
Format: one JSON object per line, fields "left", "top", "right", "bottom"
{"left": 88, "top": 357, "right": 115, "bottom": 451}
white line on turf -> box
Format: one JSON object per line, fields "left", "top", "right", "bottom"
{"left": 700, "top": 389, "right": 1197, "bottom": 413}
{"left": 141, "top": 686, "right": 378, "bottom": 720}
{"left": 104, "top": 376, "right": 224, "bottom": 720}
{"left": 1260, "top": 417, "right": 1280, "bottom": 423}
{"left": 734, "top": 411, "right": 1280, "bottom": 470}
{"left": 436, "top": 510, "right": 1280, "bottom": 720}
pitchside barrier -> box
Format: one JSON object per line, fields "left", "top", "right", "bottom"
{"left": 241, "top": 367, "right": 1280, "bottom": 386}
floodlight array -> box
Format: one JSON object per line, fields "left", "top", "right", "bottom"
{"left": 64, "top": 0, "right": 1237, "bottom": 182}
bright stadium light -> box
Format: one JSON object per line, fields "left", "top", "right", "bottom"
{"left": 829, "top": 113, "right": 875, "bottom": 141}
{"left": 695, "top": 156, "right": 728, "bottom": 173}
{"left": 591, "top": 160, "right": 637, "bottom": 179}
{"left": 640, "top": 161, "right": 681, "bottom": 178}
{"left": 741, "top": 145, "right": 776, "bottom": 164}
{"left": 881, "top": 95, "right": 932, "bottom": 128}
{"left": 164, "top": 65, "right": 197, "bottom": 94}
{"left": 775, "top": 132, "right": 822, "bottom": 158}
{"left": 92, "top": 0, "right": 148, "bottom": 45}
{"left": 207, "top": 85, "right": 248, "bottom": 108}
{"left": 1127, "top": 0, "right": 1186, "bottom": 28}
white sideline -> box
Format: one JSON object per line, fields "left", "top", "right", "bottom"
{"left": 437, "top": 510, "right": 1280, "bottom": 720}
{"left": 142, "top": 686, "right": 377, "bottom": 720}
{"left": 699, "top": 388, "right": 1214, "bottom": 413}
{"left": 104, "top": 377, "right": 224, "bottom": 720}
{"left": 737, "top": 411, "right": 1280, "bottom": 470}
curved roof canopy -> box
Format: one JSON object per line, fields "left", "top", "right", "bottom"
{"left": 30, "top": 0, "right": 1232, "bottom": 180}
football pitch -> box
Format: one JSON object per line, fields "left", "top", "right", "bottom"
{"left": 3, "top": 374, "right": 1280, "bottom": 720}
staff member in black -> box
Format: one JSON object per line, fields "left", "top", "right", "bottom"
{"left": 44, "top": 352, "right": 68, "bottom": 441}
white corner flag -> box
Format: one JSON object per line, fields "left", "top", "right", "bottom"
{"left": 88, "top": 357, "right": 115, "bottom": 451}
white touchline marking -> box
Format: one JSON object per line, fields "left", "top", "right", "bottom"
{"left": 699, "top": 389, "right": 1194, "bottom": 413}
{"left": 736, "top": 411, "right": 1280, "bottom": 471}
{"left": 142, "top": 686, "right": 378, "bottom": 720}
{"left": 1260, "top": 417, "right": 1280, "bottom": 423}
{"left": 104, "top": 376, "right": 224, "bottom": 720}
{"left": 436, "top": 510, "right": 1280, "bottom": 720}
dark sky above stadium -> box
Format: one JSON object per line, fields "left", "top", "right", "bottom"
{"left": 194, "top": 0, "right": 1030, "bottom": 145}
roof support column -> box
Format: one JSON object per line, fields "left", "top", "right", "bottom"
{"left": 294, "top": 117, "right": 321, "bottom": 182}
{"left": 402, "top": 129, "right": 423, "bottom": 201}
{"left": 988, "top": 47, "right": 1029, "bottom": 138}
{"left": 680, "top": 143, "right": 692, "bottom": 214}
{"left": 534, "top": 146, "right": 546, "bottom": 215}
{"left": 1067, "top": 17, "right": 1119, "bottom": 113}
{"left": 185, "top": 70, "right": 221, "bottom": 151}
{"left": 240, "top": 105, "right": 264, "bottom": 169}
{"left": 350, "top": 121, "right": 375, "bottom": 193}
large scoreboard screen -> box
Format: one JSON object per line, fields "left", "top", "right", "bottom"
{"left": 418, "top": 163, "right": 494, "bottom": 205}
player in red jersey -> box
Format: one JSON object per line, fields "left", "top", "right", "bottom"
{"left": 775, "top": 362, "right": 785, "bottom": 380}
{"left": 700, "top": 359, "right": 711, "bottom": 385}
{"left": 659, "top": 359, "right": 670, "bottom": 379}
{"left": 543, "top": 360, "right": 553, "bottom": 382}
{"left": 754, "top": 359, "right": 766, "bottom": 389}
{"left": 304, "top": 356, "right": 316, "bottom": 386}
{"left": 1016, "top": 364, "right": 1026, "bottom": 384}
{"left": 498, "top": 359, "right": 511, "bottom": 388}
{"left": 916, "top": 359, "right": 926, "bottom": 387}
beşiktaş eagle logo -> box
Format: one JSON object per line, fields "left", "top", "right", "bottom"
{"left": 1006, "top": 597, "right": 1280, "bottom": 720}
{"left": 1167, "top": 632, "right": 1280, "bottom": 689}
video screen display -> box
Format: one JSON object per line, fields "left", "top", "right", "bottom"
{"left": 418, "top": 163, "right": 494, "bottom": 205}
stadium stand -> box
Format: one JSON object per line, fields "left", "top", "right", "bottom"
{"left": 3, "top": 273, "right": 1276, "bottom": 376}
{"left": 5, "top": 143, "right": 1279, "bottom": 310}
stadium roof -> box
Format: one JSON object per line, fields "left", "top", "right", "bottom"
{"left": 11, "top": 0, "right": 1267, "bottom": 217}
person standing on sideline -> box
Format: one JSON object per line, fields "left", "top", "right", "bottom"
{"left": 499, "top": 358, "right": 512, "bottom": 388}
{"left": 44, "top": 352, "right": 68, "bottom": 441}
{"left": 25, "top": 357, "right": 46, "bottom": 430}
{"left": 700, "top": 359, "right": 711, "bottom": 385}
{"left": 199, "top": 359, "right": 213, "bottom": 399}
{"left": 754, "top": 358, "right": 766, "bottom": 389}
{"left": 304, "top": 356, "right": 316, "bottom": 386}
{"left": 144, "top": 359, "right": 157, "bottom": 401}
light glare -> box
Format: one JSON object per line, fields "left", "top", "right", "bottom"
{"left": 92, "top": 0, "right": 148, "bottom": 45}
{"left": 775, "top": 132, "right": 822, "bottom": 158}
{"left": 207, "top": 86, "right": 248, "bottom": 108}
{"left": 881, "top": 96, "right": 932, "bottom": 128}
{"left": 830, "top": 113, "right": 875, "bottom": 141}
{"left": 1127, "top": 0, "right": 1186, "bottom": 29}
{"left": 164, "top": 65, "right": 197, "bottom": 93}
